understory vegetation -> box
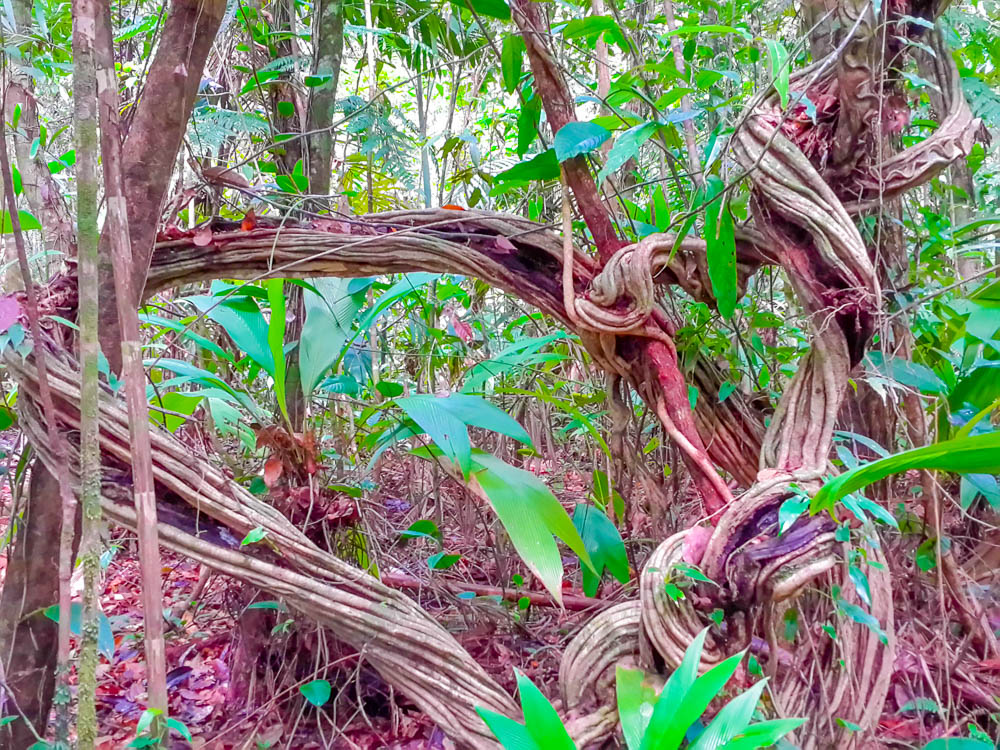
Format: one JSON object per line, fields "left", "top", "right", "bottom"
{"left": 1, "top": 0, "right": 1000, "bottom": 747}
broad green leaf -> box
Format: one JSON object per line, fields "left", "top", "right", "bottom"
{"left": 299, "top": 679, "right": 332, "bottom": 706}
{"left": 642, "top": 643, "right": 744, "bottom": 750}
{"left": 960, "top": 473, "right": 1000, "bottom": 509}
{"left": 241, "top": 526, "right": 267, "bottom": 546}
{"left": 144, "top": 358, "right": 261, "bottom": 418}
{"left": 515, "top": 670, "right": 576, "bottom": 750}
{"left": 597, "top": 121, "right": 658, "bottom": 186}
{"left": 137, "top": 313, "right": 232, "bottom": 361}
{"left": 299, "top": 278, "right": 364, "bottom": 400}
{"left": 0, "top": 210, "right": 41, "bottom": 233}
{"left": 573, "top": 504, "right": 629, "bottom": 596}
{"left": 517, "top": 90, "right": 542, "bottom": 156}
{"left": 427, "top": 552, "right": 461, "bottom": 569}
{"left": 451, "top": 0, "right": 511, "bottom": 21}
{"left": 812, "top": 432, "right": 1000, "bottom": 513}
{"left": 558, "top": 15, "right": 624, "bottom": 46}
{"left": 922, "top": 740, "right": 994, "bottom": 750}
{"left": 864, "top": 352, "right": 948, "bottom": 395}
{"left": 149, "top": 391, "right": 202, "bottom": 433}
{"left": 266, "top": 279, "right": 289, "bottom": 423}
{"left": 950, "top": 363, "right": 1000, "bottom": 411}
{"left": 400, "top": 519, "right": 442, "bottom": 543}
{"left": 496, "top": 149, "right": 560, "bottom": 184}
{"left": 837, "top": 598, "right": 888, "bottom": 644}
{"left": 462, "top": 332, "right": 570, "bottom": 392}
{"left": 616, "top": 667, "right": 661, "bottom": 750}
{"left": 718, "top": 718, "right": 808, "bottom": 749}
{"left": 43, "top": 603, "right": 115, "bottom": 661}
{"left": 476, "top": 707, "right": 542, "bottom": 750}
{"left": 554, "top": 121, "right": 611, "bottom": 162}
{"left": 166, "top": 718, "right": 192, "bottom": 741}
{"left": 472, "top": 450, "right": 593, "bottom": 601}
{"left": 689, "top": 678, "right": 769, "bottom": 749}
{"left": 397, "top": 393, "right": 532, "bottom": 477}
{"left": 703, "top": 176, "right": 737, "bottom": 319}
{"left": 184, "top": 294, "right": 273, "bottom": 374}
{"left": 764, "top": 39, "right": 790, "bottom": 108}
{"left": 501, "top": 35, "right": 525, "bottom": 94}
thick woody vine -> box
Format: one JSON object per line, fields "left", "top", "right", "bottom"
{"left": 1, "top": 0, "right": 981, "bottom": 747}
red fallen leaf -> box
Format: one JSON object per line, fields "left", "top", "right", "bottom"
{"left": 0, "top": 295, "right": 20, "bottom": 333}
{"left": 495, "top": 236, "right": 515, "bottom": 252}
{"left": 450, "top": 314, "right": 474, "bottom": 343}
{"left": 263, "top": 456, "right": 284, "bottom": 487}
{"left": 979, "top": 658, "right": 1000, "bottom": 670}
{"left": 193, "top": 225, "right": 214, "bottom": 247}
{"left": 441, "top": 204, "right": 465, "bottom": 210}
{"left": 241, "top": 209, "right": 257, "bottom": 231}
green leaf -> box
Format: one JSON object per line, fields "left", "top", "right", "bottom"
{"left": 837, "top": 598, "right": 887, "bottom": 645}
{"left": 719, "top": 718, "right": 808, "bottom": 749}
{"left": 299, "top": 278, "right": 364, "bottom": 400}
{"left": 778, "top": 495, "right": 809, "bottom": 533}
{"left": 398, "top": 393, "right": 533, "bottom": 477}
{"left": 241, "top": 526, "right": 267, "bottom": 546}
{"left": 0, "top": 210, "right": 41, "bottom": 233}
{"left": 476, "top": 707, "right": 542, "bottom": 750}
{"left": 451, "top": 0, "right": 511, "bottom": 21}
{"left": 496, "top": 149, "right": 560, "bottom": 184}
{"left": 616, "top": 667, "right": 660, "bottom": 750}
{"left": 138, "top": 313, "right": 232, "bottom": 361}
{"left": 812, "top": 432, "right": 1000, "bottom": 513}
{"left": 703, "top": 176, "right": 737, "bottom": 319}
{"left": 922, "top": 741, "right": 995, "bottom": 750}
{"left": 864, "top": 352, "right": 948, "bottom": 395}
{"left": 897, "top": 697, "right": 939, "bottom": 714}
{"left": 689, "top": 678, "right": 771, "bottom": 749}
{"left": 0, "top": 716, "right": 17, "bottom": 727}
{"left": 400, "top": 519, "right": 442, "bottom": 544}
{"left": 515, "top": 670, "right": 576, "bottom": 750}
{"left": 428, "top": 552, "right": 461, "bottom": 570}
{"left": 573, "top": 504, "right": 629, "bottom": 596}
{"left": 304, "top": 74, "right": 333, "bottom": 87}
{"left": 596, "top": 121, "right": 658, "bottom": 186}
{"left": 166, "top": 718, "right": 192, "bottom": 741}
{"left": 184, "top": 293, "right": 274, "bottom": 374}
{"left": 517, "top": 91, "right": 542, "bottom": 156}
{"left": 558, "top": 15, "right": 626, "bottom": 48}
{"left": 501, "top": 35, "right": 525, "bottom": 94}
{"left": 764, "top": 39, "right": 790, "bottom": 108}
{"left": 266, "top": 279, "right": 289, "bottom": 424}
{"left": 642, "top": 646, "right": 745, "bottom": 750}
{"left": 471, "top": 450, "right": 593, "bottom": 602}
{"left": 960, "top": 473, "right": 1000, "bottom": 509}
{"left": 246, "top": 600, "right": 287, "bottom": 611}
{"left": 553, "top": 121, "right": 611, "bottom": 162}
{"left": 43, "top": 603, "right": 115, "bottom": 661}
{"left": 299, "top": 679, "right": 332, "bottom": 706}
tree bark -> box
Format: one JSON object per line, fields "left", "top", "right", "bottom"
{"left": 0, "top": 465, "right": 63, "bottom": 748}
{"left": 97, "top": 0, "right": 227, "bottom": 373}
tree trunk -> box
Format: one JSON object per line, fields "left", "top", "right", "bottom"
{"left": 0, "top": 465, "right": 64, "bottom": 747}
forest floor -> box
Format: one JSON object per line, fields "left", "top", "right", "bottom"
{"left": 1, "top": 433, "right": 999, "bottom": 748}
